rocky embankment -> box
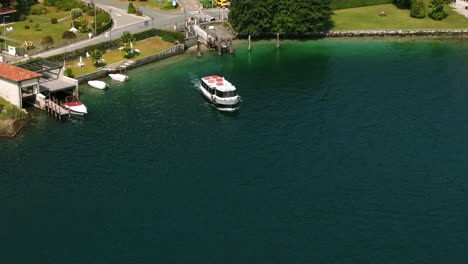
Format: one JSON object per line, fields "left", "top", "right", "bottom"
{"left": 0, "top": 116, "right": 31, "bottom": 137}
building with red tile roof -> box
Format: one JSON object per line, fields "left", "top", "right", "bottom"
{"left": 0, "top": 62, "right": 42, "bottom": 82}
{"left": 0, "top": 62, "right": 42, "bottom": 108}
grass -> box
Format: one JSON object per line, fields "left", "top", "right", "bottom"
{"left": 0, "top": 97, "right": 11, "bottom": 109}
{"left": 0, "top": 97, "right": 26, "bottom": 120}
{"left": 333, "top": 3, "right": 468, "bottom": 30}
{"left": 6, "top": 3, "right": 92, "bottom": 49}
{"left": 67, "top": 37, "right": 174, "bottom": 77}
{"left": 113, "top": 0, "right": 179, "bottom": 11}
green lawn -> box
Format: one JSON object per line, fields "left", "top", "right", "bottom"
{"left": 333, "top": 3, "right": 468, "bottom": 30}
{"left": 67, "top": 37, "right": 174, "bottom": 77}
{"left": 5, "top": 3, "right": 95, "bottom": 50}
{"left": 113, "top": 0, "right": 179, "bottom": 11}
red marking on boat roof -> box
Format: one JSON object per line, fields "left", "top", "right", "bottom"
{"left": 203, "top": 77, "right": 211, "bottom": 80}
{"left": 216, "top": 82, "right": 223, "bottom": 86}
{"left": 212, "top": 75, "right": 219, "bottom": 78}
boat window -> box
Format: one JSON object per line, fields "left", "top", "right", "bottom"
{"left": 219, "top": 91, "right": 237, "bottom": 98}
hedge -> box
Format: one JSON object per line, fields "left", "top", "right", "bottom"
{"left": 133, "top": 29, "right": 185, "bottom": 43}
{"left": 331, "top": 0, "right": 393, "bottom": 10}
{"left": 44, "top": 29, "right": 184, "bottom": 63}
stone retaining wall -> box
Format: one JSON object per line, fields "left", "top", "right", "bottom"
{"left": 123, "top": 44, "right": 185, "bottom": 71}
{"left": 76, "top": 44, "right": 186, "bottom": 83}
{"left": 324, "top": 29, "right": 468, "bottom": 37}
{"left": 238, "top": 29, "right": 468, "bottom": 39}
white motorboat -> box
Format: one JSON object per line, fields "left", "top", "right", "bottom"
{"left": 108, "top": 73, "right": 129, "bottom": 82}
{"left": 200, "top": 75, "right": 241, "bottom": 111}
{"left": 88, "top": 80, "right": 108, "bottom": 89}
{"left": 62, "top": 95, "right": 87, "bottom": 116}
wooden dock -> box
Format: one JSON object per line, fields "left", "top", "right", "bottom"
{"left": 45, "top": 98, "right": 70, "bottom": 119}
{"left": 192, "top": 23, "right": 235, "bottom": 55}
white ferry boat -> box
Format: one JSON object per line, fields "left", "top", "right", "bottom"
{"left": 200, "top": 75, "right": 241, "bottom": 111}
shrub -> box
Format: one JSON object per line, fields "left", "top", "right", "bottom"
{"left": 95, "top": 12, "right": 111, "bottom": 26}
{"left": 331, "top": 0, "right": 392, "bottom": 10}
{"left": 51, "top": 18, "right": 58, "bottom": 24}
{"left": 429, "top": 9, "right": 447, "bottom": 20}
{"left": 411, "top": 0, "right": 426, "bottom": 18}
{"left": 71, "top": 8, "right": 83, "bottom": 19}
{"left": 34, "top": 24, "right": 40, "bottom": 31}
{"left": 128, "top": 2, "right": 137, "bottom": 14}
{"left": 133, "top": 28, "right": 185, "bottom": 43}
{"left": 62, "top": 31, "right": 76, "bottom": 39}
{"left": 19, "top": 14, "right": 27, "bottom": 21}
{"left": 0, "top": 104, "right": 27, "bottom": 120}
{"left": 30, "top": 8, "right": 42, "bottom": 15}
{"left": 29, "top": 18, "right": 33, "bottom": 22}
{"left": 79, "top": 25, "right": 91, "bottom": 33}
{"left": 41, "top": 35, "right": 54, "bottom": 46}
{"left": 64, "top": 68, "right": 75, "bottom": 78}
{"left": 73, "top": 16, "right": 88, "bottom": 28}
{"left": 44, "top": 0, "right": 56, "bottom": 6}
{"left": 86, "top": 9, "right": 95, "bottom": 16}
{"left": 24, "top": 25, "right": 30, "bottom": 29}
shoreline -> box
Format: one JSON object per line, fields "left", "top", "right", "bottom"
{"left": 3, "top": 32, "right": 466, "bottom": 138}
{"left": 237, "top": 29, "right": 468, "bottom": 39}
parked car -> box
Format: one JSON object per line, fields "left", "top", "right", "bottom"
{"left": 214, "top": 0, "right": 230, "bottom": 7}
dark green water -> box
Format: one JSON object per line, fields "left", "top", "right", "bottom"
{"left": 2, "top": 39, "right": 468, "bottom": 263}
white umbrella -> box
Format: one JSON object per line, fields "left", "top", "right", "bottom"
{"left": 130, "top": 41, "right": 134, "bottom": 53}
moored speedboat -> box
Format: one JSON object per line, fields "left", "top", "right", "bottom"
{"left": 199, "top": 75, "right": 241, "bottom": 111}
{"left": 88, "top": 80, "right": 108, "bottom": 90}
{"left": 109, "top": 73, "right": 129, "bottom": 82}
{"left": 62, "top": 95, "right": 87, "bottom": 116}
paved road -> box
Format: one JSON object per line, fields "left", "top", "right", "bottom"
{"left": 33, "top": 0, "right": 187, "bottom": 58}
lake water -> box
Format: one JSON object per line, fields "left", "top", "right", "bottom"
{"left": 2, "top": 38, "right": 468, "bottom": 263}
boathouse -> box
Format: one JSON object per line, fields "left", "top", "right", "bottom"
{"left": 17, "top": 60, "right": 78, "bottom": 98}
{"left": 0, "top": 62, "right": 41, "bottom": 108}
{"left": 0, "top": 60, "right": 79, "bottom": 109}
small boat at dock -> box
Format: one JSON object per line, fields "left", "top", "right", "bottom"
{"left": 109, "top": 73, "right": 129, "bottom": 82}
{"left": 200, "top": 75, "right": 241, "bottom": 111}
{"left": 62, "top": 95, "right": 87, "bottom": 116}
{"left": 88, "top": 80, "right": 108, "bottom": 90}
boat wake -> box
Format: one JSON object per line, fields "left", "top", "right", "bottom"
{"left": 189, "top": 72, "right": 200, "bottom": 91}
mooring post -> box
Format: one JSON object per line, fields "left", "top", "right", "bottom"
{"left": 197, "top": 39, "right": 202, "bottom": 58}
{"left": 248, "top": 35, "right": 251, "bottom": 52}
{"left": 229, "top": 39, "right": 234, "bottom": 54}
{"left": 276, "top": 33, "right": 280, "bottom": 49}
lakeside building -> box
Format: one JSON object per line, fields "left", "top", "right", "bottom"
{"left": 0, "top": 62, "right": 41, "bottom": 108}
{"left": 457, "top": 0, "right": 468, "bottom": 10}
{"left": 0, "top": 60, "right": 78, "bottom": 109}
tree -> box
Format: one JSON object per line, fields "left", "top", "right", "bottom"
{"left": 393, "top": 0, "right": 411, "bottom": 9}
{"left": 14, "top": 0, "right": 36, "bottom": 19}
{"left": 429, "top": 0, "right": 451, "bottom": 20}
{"left": 229, "top": 0, "right": 333, "bottom": 35}
{"left": 411, "top": 0, "right": 426, "bottom": 18}
{"left": 89, "top": 49, "right": 103, "bottom": 66}
{"left": 128, "top": 2, "right": 136, "bottom": 14}
{"left": 120, "top": 31, "right": 135, "bottom": 46}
